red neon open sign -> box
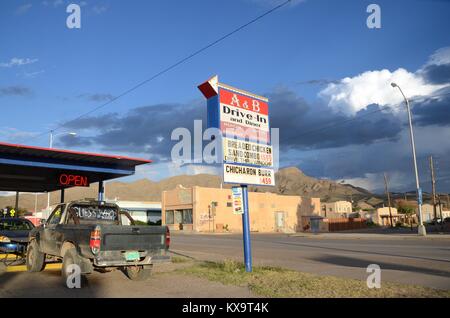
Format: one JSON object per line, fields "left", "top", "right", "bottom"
{"left": 59, "top": 174, "right": 89, "bottom": 187}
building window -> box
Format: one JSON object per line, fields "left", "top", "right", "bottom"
{"left": 183, "top": 209, "right": 193, "bottom": 224}
{"left": 174, "top": 210, "right": 183, "bottom": 224}
{"left": 167, "top": 209, "right": 193, "bottom": 225}
{"left": 165, "top": 210, "right": 174, "bottom": 224}
{"left": 227, "top": 202, "right": 232, "bottom": 207}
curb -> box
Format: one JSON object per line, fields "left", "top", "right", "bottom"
{"left": 289, "top": 233, "right": 450, "bottom": 240}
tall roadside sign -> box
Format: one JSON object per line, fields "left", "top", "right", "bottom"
{"left": 198, "top": 75, "right": 275, "bottom": 272}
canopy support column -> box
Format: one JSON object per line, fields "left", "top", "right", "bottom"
{"left": 98, "top": 181, "right": 104, "bottom": 201}
{"left": 15, "top": 191, "right": 19, "bottom": 211}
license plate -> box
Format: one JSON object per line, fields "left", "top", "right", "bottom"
{"left": 125, "top": 251, "right": 140, "bottom": 261}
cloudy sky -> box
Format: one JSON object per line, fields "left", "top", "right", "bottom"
{"left": 1, "top": 0, "right": 450, "bottom": 194}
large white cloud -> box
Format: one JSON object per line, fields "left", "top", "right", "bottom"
{"left": 319, "top": 68, "right": 445, "bottom": 114}
{"left": 318, "top": 47, "right": 450, "bottom": 115}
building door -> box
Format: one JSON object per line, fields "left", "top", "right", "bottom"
{"left": 275, "top": 212, "right": 285, "bottom": 232}
{"left": 310, "top": 218, "right": 320, "bottom": 233}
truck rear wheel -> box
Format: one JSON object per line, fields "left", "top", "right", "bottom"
{"left": 26, "top": 240, "right": 45, "bottom": 272}
{"left": 125, "top": 265, "right": 152, "bottom": 281}
{"left": 62, "top": 248, "right": 87, "bottom": 288}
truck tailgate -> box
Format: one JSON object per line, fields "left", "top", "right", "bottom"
{"left": 101, "top": 225, "right": 167, "bottom": 251}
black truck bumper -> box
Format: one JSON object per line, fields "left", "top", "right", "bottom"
{"left": 92, "top": 250, "right": 170, "bottom": 267}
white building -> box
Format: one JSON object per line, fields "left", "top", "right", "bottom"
{"left": 107, "top": 200, "right": 162, "bottom": 225}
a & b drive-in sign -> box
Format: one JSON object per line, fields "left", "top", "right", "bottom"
{"left": 198, "top": 75, "right": 275, "bottom": 186}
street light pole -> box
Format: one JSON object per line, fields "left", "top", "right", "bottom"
{"left": 47, "top": 130, "right": 77, "bottom": 210}
{"left": 47, "top": 130, "right": 53, "bottom": 209}
{"left": 391, "top": 83, "right": 426, "bottom": 236}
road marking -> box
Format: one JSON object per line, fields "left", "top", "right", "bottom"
{"left": 5, "top": 263, "right": 62, "bottom": 272}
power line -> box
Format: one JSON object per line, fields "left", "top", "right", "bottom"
{"left": 28, "top": 0, "right": 293, "bottom": 143}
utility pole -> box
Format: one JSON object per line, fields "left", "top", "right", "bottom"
{"left": 384, "top": 173, "right": 394, "bottom": 227}
{"left": 429, "top": 156, "right": 438, "bottom": 227}
{"left": 437, "top": 194, "right": 444, "bottom": 230}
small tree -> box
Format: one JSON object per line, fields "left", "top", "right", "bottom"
{"left": 398, "top": 205, "right": 415, "bottom": 230}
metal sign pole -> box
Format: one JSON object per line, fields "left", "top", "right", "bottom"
{"left": 241, "top": 185, "right": 252, "bottom": 272}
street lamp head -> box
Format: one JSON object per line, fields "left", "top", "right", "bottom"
{"left": 68, "top": 132, "right": 77, "bottom": 136}
{"left": 390, "top": 82, "right": 398, "bottom": 88}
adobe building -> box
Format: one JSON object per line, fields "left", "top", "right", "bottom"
{"left": 321, "top": 200, "right": 353, "bottom": 218}
{"left": 161, "top": 185, "right": 321, "bottom": 233}
{"left": 373, "top": 207, "right": 399, "bottom": 226}
{"left": 421, "top": 203, "right": 450, "bottom": 222}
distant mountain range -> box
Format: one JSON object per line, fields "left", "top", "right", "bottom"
{"left": 0, "top": 166, "right": 387, "bottom": 212}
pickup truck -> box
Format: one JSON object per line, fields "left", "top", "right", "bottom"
{"left": 27, "top": 199, "right": 170, "bottom": 286}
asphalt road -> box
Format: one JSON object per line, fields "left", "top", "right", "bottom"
{"left": 170, "top": 233, "right": 450, "bottom": 291}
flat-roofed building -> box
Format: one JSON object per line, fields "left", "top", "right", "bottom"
{"left": 321, "top": 201, "right": 353, "bottom": 218}
{"left": 422, "top": 203, "right": 450, "bottom": 222}
{"left": 161, "top": 185, "right": 320, "bottom": 233}
{"left": 374, "top": 207, "right": 399, "bottom": 226}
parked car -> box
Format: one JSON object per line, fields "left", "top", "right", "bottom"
{"left": 27, "top": 199, "right": 170, "bottom": 287}
{"left": 0, "top": 217, "right": 35, "bottom": 256}
{"left": 426, "top": 218, "right": 443, "bottom": 225}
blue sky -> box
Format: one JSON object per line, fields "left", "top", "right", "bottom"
{"left": 1, "top": 0, "right": 450, "bottom": 193}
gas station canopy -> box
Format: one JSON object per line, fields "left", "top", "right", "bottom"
{"left": 0, "top": 142, "right": 151, "bottom": 193}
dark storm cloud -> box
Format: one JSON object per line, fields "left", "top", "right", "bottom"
{"left": 0, "top": 85, "right": 32, "bottom": 97}
{"left": 59, "top": 86, "right": 448, "bottom": 166}
{"left": 59, "top": 134, "right": 92, "bottom": 147}
{"left": 60, "top": 101, "right": 206, "bottom": 162}
{"left": 421, "top": 63, "right": 450, "bottom": 84}
{"left": 61, "top": 89, "right": 404, "bottom": 160}
{"left": 411, "top": 86, "right": 450, "bottom": 127}
{"left": 269, "top": 89, "right": 402, "bottom": 150}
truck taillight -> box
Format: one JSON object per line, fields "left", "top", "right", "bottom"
{"left": 90, "top": 225, "right": 101, "bottom": 255}
{"left": 165, "top": 226, "right": 170, "bottom": 248}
